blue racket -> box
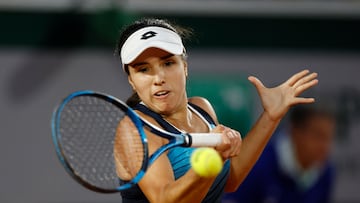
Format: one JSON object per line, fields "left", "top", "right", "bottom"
{"left": 51, "top": 90, "right": 222, "bottom": 193}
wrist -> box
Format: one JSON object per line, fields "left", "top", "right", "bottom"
{"left": 262, "top": 110, "right": 282, "bottom": 125}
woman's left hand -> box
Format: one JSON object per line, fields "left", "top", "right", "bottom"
{"left": 248, "top": 69, "right": 318, "bottom": 121}
{"left": 211, "top": 125, "right": 242, "bottom": 160}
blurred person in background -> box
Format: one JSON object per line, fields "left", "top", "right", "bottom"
{"left": 223, "top": 103, "right": 336, "bottom": 203}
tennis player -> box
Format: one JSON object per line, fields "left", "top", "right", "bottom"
{"left": 115, "top": 18, "right": 318, "bottom": 203}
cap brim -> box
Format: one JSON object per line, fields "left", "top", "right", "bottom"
{"left": 122, "top": 40, "right": 183, "bottom": 64}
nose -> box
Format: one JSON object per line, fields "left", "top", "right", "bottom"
{"left": 154, "top": 67, "right": 165, "bottom": 85}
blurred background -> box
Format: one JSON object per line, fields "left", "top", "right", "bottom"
{"left": 0, "top": 0, "right": 359, "bottom": 202}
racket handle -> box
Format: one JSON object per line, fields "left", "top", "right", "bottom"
{"left": 189, "top": 133, "right": 222, "bottom": 147}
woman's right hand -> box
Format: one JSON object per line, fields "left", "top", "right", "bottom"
{"left": 248, "top": 69, "right": 318, "bottom": 122}
{"left": 211, "top": 125, "right": 242, "bottom": 160}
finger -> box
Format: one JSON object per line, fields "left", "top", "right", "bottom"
{"left": 234, "top": 144, "right": 242, "bottom": 157}
{"left": 286, "top": 69, "right": 310, "bottom": 86}
{"left": 211, "top": 124, "right": 226, "bottom": 133}
{"left": 215, "top": 131, "right": 231, "bottom": 152}
{"left": 293, "top": 72, "right": 318, "bottom": 89}
{"left": 227, "top": 130, "right": 241, "bottom": 157}
{"left": 215, "top": 128, "right": 238, "bottom": 159}
{"left": 234, "top": 131, "right": 242, "bottom": 144}
{"left": 222, "top": 151, "right": 232, "bottom": 160}
{"left": 248, "top": 76, "right": 265, "bottom": 92}
{"left": 291, "top": 97, "right": 315, "bottom": 105}
{"left": 295, "top": 79, "right": 319, "bottom": 96}
{"left": 226, "top": 129, "right": 236, "bottom": 139}
{"left": 230, "top": 132, "right": 242, "bottom": 157}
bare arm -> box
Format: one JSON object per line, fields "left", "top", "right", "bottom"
{"left": 225, "top": 69, "right": 319, "bottom": 191}
{"left": 189, "top": 70, "right": 319, "bottom": 192}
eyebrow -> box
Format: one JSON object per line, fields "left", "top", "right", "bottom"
{"left": 131, "top": 62, "right": 147, "bottom": 68}
{"left": 131, "top": 54, "right": 175, "bottom": 68}
{"left": 161, "top": 54, "right": 174, "bottom": 60}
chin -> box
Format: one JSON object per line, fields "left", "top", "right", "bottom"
{"left": 151, "top": 102, "right": 174, "bottom": 114}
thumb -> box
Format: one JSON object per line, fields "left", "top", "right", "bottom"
{"left": 248, "top": 76, "right": 265, "bottom": 92}
{"left": 211, "top": 124, "right": 225, "bottom": 133}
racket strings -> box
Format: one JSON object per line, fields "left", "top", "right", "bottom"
{"left": 58, "top": 96, "right": 131, "bottom": 190}
{"left": 114, "top": 117, "right": 145, "bottom": 181}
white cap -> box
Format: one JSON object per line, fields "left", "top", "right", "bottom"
{"left": 121, "top": 26, "right": 184, "bottom": 65}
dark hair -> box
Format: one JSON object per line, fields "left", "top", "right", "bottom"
{"left": 115, "top": 18, "right": 192, "bottom": 107}
{"left": 116, "top": 18, "right": 192, "bottom": 74}
{"left": 289, "top": 104, "right": 336, "bottom": 128}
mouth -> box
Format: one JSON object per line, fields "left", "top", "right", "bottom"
{"left": 154, "top": 90, "right": 170, "bottom": 98}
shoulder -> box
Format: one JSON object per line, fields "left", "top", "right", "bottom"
{"left": 188, "top": 97, "right": 218, "bottom": 124}
{"left": 133, "top": 109, "right": 167, "bottom": 145}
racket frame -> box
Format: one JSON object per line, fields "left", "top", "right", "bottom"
{"left": 51, "top": 90, "right": 149, "bottom": 192}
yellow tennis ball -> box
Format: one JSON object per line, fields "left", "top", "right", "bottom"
{"left": 190, "top": 148, "right": 223, "bottom": 178}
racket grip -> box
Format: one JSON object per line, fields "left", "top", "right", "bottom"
{"left": 189, "top": 133, "right": 222, "bottom": 147}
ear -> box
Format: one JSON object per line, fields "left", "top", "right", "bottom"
{"left": 183, "top": 60, "right": 188, "bottom": 77}
{"left": 128, "top": 75, "right": 136, "bottom": 91}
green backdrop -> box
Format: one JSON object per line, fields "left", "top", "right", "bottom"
{"left": 187, "top": 74, "right": 256, "bottom": 136}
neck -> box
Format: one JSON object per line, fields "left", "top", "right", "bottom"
{"left": 162, "top": 104, "right": 194, "bottom": 131}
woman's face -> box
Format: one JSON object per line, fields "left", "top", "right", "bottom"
{"left": 127, "top": 47, "right": 188, "bottom": 115}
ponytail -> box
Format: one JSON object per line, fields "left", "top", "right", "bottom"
{"left": 126, "top": 92, "right": 141, "bottom": 108}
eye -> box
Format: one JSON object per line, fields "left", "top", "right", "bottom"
{"left": 137, "top": 66, "right": 149, "bottom": 73}
{"left": 163, "top": 60, "right": 175, "bottom": 67}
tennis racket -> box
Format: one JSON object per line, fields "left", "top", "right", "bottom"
{"left": 51, "top": 90, "right": 222, "bottom": 193}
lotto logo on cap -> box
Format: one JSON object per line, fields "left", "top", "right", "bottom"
{"left": 141, "top": 31, "right": 157, "bottom": 40}
{"left": 121, "top": 26, "right": 184, "bottom": 65}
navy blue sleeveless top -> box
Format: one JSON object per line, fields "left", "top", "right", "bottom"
{"left": 120, "top": 103, "right": 230, "bottom": 203}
